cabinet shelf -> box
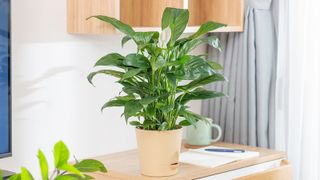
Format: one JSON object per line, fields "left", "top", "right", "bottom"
{"left": 67, "top": 0, "right": 244, "bottom": 34}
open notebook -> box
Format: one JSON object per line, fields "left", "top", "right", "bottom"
{"left": 180, "top": 146, "right": 259, "bottom": 168}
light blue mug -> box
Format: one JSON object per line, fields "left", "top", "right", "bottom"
{"left": 186, "top": 118, "right": 222, "bottom": 146}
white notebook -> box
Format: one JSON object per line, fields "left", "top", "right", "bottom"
{"left": 180, "top": 146, "right": 259, "bottom": 168}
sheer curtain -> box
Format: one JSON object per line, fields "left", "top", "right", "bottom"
{"left": 276, "top": 0, "right": 320, "bottom": 179}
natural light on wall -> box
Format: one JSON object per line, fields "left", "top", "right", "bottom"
{"left": 276, "top": 0, "right": 320, "bottom": 179}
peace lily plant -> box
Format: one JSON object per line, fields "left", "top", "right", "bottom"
{"left": 88, "top": 8, "right": 226, "bottom": 130}
{"left": 88, "top": 7, "right": 226, "bottom": 176}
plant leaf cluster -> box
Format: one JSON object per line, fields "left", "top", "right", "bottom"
{"left": 88, "top": 8, "right": 226, "bottom": 130}
{"left": 4, "top": 141, "right": 107, "bottom": 180}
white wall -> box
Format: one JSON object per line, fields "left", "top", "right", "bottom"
{"left": 0, "top": 0, "right": 204, "bottom": 176}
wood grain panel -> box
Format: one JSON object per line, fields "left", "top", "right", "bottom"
{"left": 188, "top": 0, "right": 244, "bottom": 31}
{"left": 67, "top": 0, "right": 116, "bottom": 34}
{"left": 120, "top": 0, "right": 184, "bottom": 27}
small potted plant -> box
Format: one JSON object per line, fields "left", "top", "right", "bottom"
{"left": 88, "top": 7, "right": 226, "bottom": 177}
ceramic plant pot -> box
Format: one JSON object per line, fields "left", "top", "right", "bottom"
{"left": 135, "top": 128, "right": 183, "bottom": 177}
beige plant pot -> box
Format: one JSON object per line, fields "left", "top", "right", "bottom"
{"left": 135, "top": 128, "right": 183, "bottom": 177}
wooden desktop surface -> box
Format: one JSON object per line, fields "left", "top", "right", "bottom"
{"left": 90, "top": 142, "right": 286, "bottom": 180}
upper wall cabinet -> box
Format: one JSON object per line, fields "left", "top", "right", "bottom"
{"left": 67, "top": 0, "right": 244, "bottom": 35}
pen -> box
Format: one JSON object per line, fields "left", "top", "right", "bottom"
{"left": 204, "top": 148, "right": 245, "bottom": 153}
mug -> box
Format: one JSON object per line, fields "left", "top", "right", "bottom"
{"left": 186, "top": 118, "right": 222, "bottom": 146}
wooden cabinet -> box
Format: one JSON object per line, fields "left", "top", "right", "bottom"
{"left": 67, "top": 0, "right": 244, "bottom": 34}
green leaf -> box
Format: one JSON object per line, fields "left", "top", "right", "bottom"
{"left": 122, "top": 69, "right": 142, "bottom": 80}
{"left": 54, "top": 141, "right": 70, "bottom": 168}
{"left": 21, "top": 167, "right": 34, "bottom": 180}
{"left": 116, "top": 94, "right": 136, "bottom": 101}
{"left": 208, "top": 61, "right": 223, "bottom": 70}
{"left": 132, "top": 32, "right": 159, "bottom": 45}
{"left": 179, "top": 110, "right": 198, "bottom": 127}
{"left": 139, "top": 96, "right": 158, "bottom": 106}
{"left": 166, "top": 73, "right": 177, "bottom": 87}
{"left": 189, "top": 21, "right": 226, "bottom": 39}
{"left": 179, "top": 120, "right": 192, "bottom": 126}
{"left": 101, "top": 99, "right": 127, "bottom": 111}
{"left": 161, "top": 8, "right": 189, "bottom": 43}
{"left": 206, "top": 36, "right": 222, "bottom": 50}
{"left": 143, "top": 120, "right": 158, "bottom": 128}
{"left": 87, "top": 70, "right": 124, "bottom": 85}
{"left": 87, "top": 16, "right": 135, "bottom": 36}
{"left": 94, "top": 53, "right": 124, "bottom": 67}
{"left": 179, "top": 36, "right": 221, "bottom": 56}
{"left": 130, "top": 121, "right": 142, "bottom": 126}
{"left": 74, "top": 159, "right": 107, "bottom": 173}
{"left": 179, "top": 74, "right": 226, "bottom": 91}
{"left": 121, "top": 36, "right": 132, "bottom": 47}
{"left": 37, "top": 150, "right": 49, "bottom": 180}
{"left": 124, "top": 100, "right": 143, "bottom": 121}
{"left": 154, "top": 56, "right": 166, "bottom": 71}
{"left": 159, "top": 122, "right": 168, "bottom": 130}
{"left": 178, "top": 88, "right": 225, "bottom": 104}
{"left": 59, "top": 164, "right": 83, "bottom": 177}
{"left": 123, "top": 54, "right": 150, "bottom": 69}
{"left": 159, "top": 104, "right": 174, "bottom": 113}
{"left": 8, "top": 174, "right": 21, "bottom": 180}
{"left": 179, "top": 56, "right": 216, "bottom": 80}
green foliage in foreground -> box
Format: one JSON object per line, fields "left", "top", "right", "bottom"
{"left": 88, "top": 8, "right": 226, "bottom": 130}
{"left": 2, "top": 141, "right": 107, "bottom": 180}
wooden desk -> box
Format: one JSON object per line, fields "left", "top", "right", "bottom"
{"left": 90, "top": 142, "right": 286, "bottom": 180}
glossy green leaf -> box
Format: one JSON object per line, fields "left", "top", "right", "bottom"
{"left": 154, "top": 56, "right": 166, "bottom": 71}
{"left": 179, "top": 56, "right": 216, "bottom": 80}
{"left": 37, "top": 150, "right": 49, "bottom": 180}
{"left": 124, "top": 100, "right": 143, "bottom": 121}
{"left": 161, "top": 8, "right": 189, "bottom": 43}
{"left": 59, "top": 164, "right": 83, "bottom": 177}
{"left": 129, "top": 121, "right": 142, "bottom": 126}
{"left": 87, "top": 70, "right": 124, "bottom": 85}
{"left": 101, "top": 99, "right": 127, "bottom": 111}
{"left": 206, "top": 36, "right": 222, "bottom": 50}
{"left": 94, "top": 53, "right": 124, "bottom": 67}
{"left": 208, "top": 61, "right": 223, "bottom": 70}
{"left": 54, "top": 141, "right": 70, "bottom": 168}
{"left": 166, "top": 73, "right": 177, "bottom": 87}
{"left": 74, "top": 159, "right": 107, "bottom": 173}
{"left": 178, "top": 88, "right": 225, "bottom": 104}
{"left": 179, "top": 110, "right": 198, "bottom": 127}
{"left": 179, "top": 74, "right": 226, "bottom": 91}
{"left": 132, "top": 32, "right": 159, "bottom": 45}
{"left": 121, "top": 36, "right": 132, "bottom": 47}
{"left": 178, "top": 120, "right": 192, "bottom": 126}
{"left": 140, "top": 96, "right": 158, "bottom": 105}
{"left": 21, "top": 167, "right": 34, "bottom": 180}
{"left": 189, "top": 21, "right": 226, "bottom": 39}
{"left": 123, "top": 54, "right": 150, "bottom": 69}
{"left": 87, "top": 16, "right": 135, "bottom": 36}
{"left": 116, "top": 94, "right": 136, "bottom": 101}
{"left": 159, "top": 122, "right": 168, "bottom": 130}
{"left": 122, "top": 69, "right": 142, "bottom": 80}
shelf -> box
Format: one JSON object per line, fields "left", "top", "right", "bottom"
{"left": 120, "top": 0, "right": 184, "bottom": 27}
{"left": 188, "top": 0, "right": 244, "bottom": 31}
{"left": 67, "top": 0, "right": 244, "bottom": 34}
{"left": 67, "top": 0, "right": 116, "bottom": 34}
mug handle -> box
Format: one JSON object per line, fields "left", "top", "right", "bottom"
{"left": 211, "top": 124, "right": 222, "bottom": 143}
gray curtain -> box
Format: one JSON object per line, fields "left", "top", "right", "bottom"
{"left": 202, "top": 0, "right": 277, "bottom": 148}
